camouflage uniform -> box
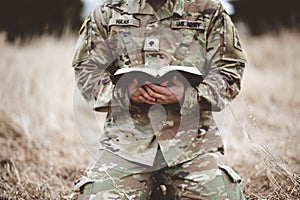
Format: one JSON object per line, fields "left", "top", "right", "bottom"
{"left": 72, "top": 0, "right": 247, "bottom": 199}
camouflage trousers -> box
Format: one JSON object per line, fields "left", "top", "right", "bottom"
{"left": 72, "top": 152, "right": 245, "bottom": 200}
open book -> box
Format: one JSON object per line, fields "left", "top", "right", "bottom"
{"left": 110, "top": 66, "right": 203, "bottom": 86}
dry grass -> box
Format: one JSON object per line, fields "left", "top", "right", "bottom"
{"left": 0, "top": 30, "right": 299, "bottom": 199}
{"left": 0, "top": 33, "right": 90, "bottom": 199}
{"left": 223, "top": 30, "right": 300, "bottom": 199}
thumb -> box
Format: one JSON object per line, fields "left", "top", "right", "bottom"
{"left": 172, "top": 75, "right": 179, "bottom": 84}
{"left": 172, "top": 75, "right": 184, "bottom": 86}
{"left": 161, "top": 80, "right": 169, "bottom": 87}
{"left": 129, "top": 78, "right": 138, "bottom": 90}
{"left": 132, "top": 78, "right": 139, "bottom": 87}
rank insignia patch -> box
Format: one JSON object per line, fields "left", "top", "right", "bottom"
{"left": 143, "top": 38, "right": 160, "bottom": 52}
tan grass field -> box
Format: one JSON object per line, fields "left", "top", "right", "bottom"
{"left": 0, "top": 30, "right": 299, "bottom": 199}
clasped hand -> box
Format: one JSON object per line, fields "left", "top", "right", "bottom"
{"left": 128, "top": 75, "right": 185, "bottom": 105}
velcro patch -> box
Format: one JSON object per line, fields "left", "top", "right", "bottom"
{"left": 109, "top": 17, "right": 140, "bottom": 27}
{"left": 143, "top": 38, "right": 160, "bottom": 52}
{"left": 171, "top": 20, "right": 205, "bottom": 30}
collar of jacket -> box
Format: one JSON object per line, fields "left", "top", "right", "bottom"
{"left": 125, "top": 0, "right": 184, "bottom": 20}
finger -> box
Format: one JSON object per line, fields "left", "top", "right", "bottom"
{"left": 128, "top": 78, "right": 138, "bottom": 91}
{"left": 130, "top": 95, "right": 143, "bottom": 103}
{"left": 132, "top": 78, "right": 139, "bottom": 87}
{"left": 138, "top": 87, "right": 155, "bottom": 102}
{"left": 139, "top": 96, "right": 157, "bottom": 105}
{"left": 172, "top": 75, "right": 184, "bottom": 86}
{"left": 144, "top": 81, "right": 170, "bottom": 95}
{"left": 172, "top": 75, "right": 177, "bottom": 84}
{"left": 145, "top": 85, "right": 167, "bottom": 100}
{"left": 144, "top": 85, "right": 155, "bottom": 96}
{"left": 161, "top": 81, "right": 169, "bottom": 87}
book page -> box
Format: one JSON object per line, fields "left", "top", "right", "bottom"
{"left": 113, "top": 66, "right": 201, "bottom": 77}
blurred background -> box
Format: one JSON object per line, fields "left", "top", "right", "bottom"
{"left": 0, "top": 0, "right": 299, "bottom": 199}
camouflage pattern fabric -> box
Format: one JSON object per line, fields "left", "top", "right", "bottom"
{"left": 72, "top": 152, "right": 245, "bottom": 199}
{"left": 72, "top": 0, "right": 247, "bottom": 198}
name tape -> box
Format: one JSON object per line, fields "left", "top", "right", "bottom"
{"left": 109, "top": 18, "right": 140, "bottom": 27}
{"left": 172, "top": 20, "right": 205, "bottom": 30}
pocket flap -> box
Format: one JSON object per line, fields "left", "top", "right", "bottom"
{"left": 73, "top": 176, "right": 94, "bottom": 192}
{"left": 218, "top": 165, "right": 242, "bottom": 183}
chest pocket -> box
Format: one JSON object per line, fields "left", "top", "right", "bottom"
{"left": 170, "top": 18, "right": 207, "bottom": 71}
{"left": 106, "top": 11, "right": 143, "bottom": 67}
{"left": 108, "top": 11, "right": 140, "bottom": 35}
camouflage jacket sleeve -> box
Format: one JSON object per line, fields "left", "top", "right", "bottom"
{"left": 72, "top": 5, "right": 130, "bottom": 111}
{"left": 185, "top": 4, "right": 247, "bottom": 112}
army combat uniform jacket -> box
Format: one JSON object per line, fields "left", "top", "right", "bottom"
{"left": 72, "top": 0, "right": 247, "bottom": 168}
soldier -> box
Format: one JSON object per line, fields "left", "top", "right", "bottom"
{"left": 72, "top": 0, "right": 247, "bottom": 199}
